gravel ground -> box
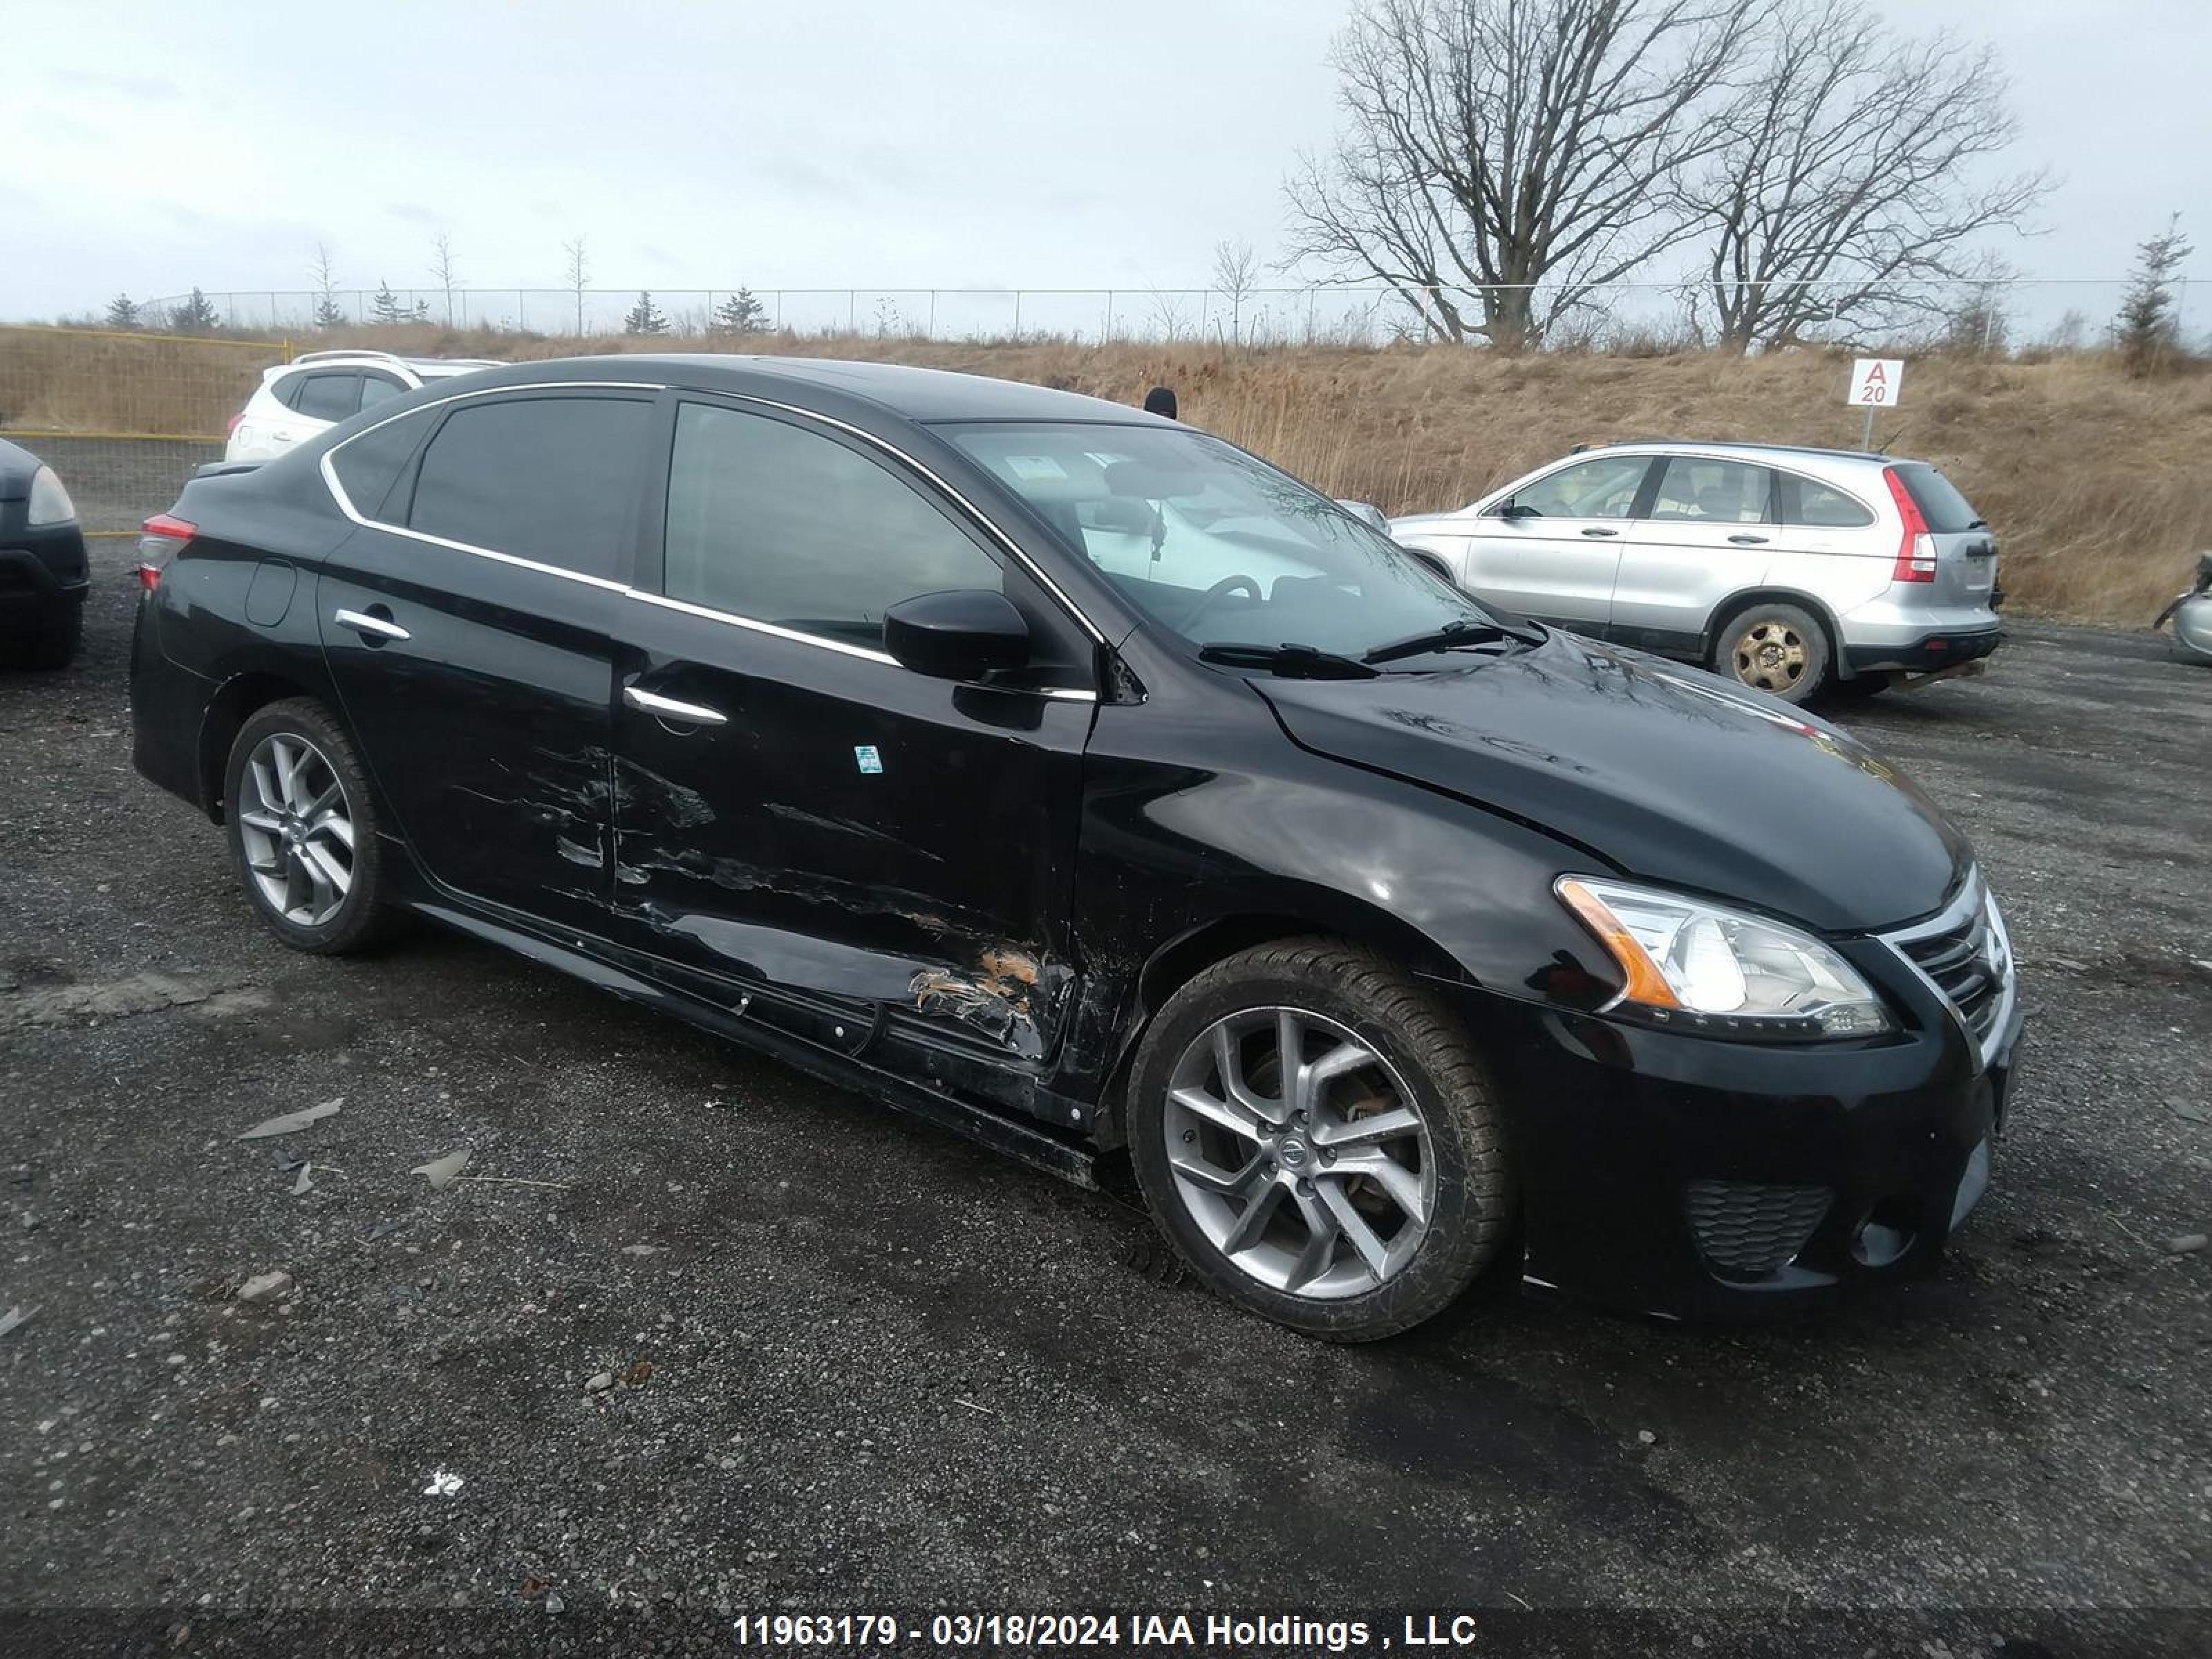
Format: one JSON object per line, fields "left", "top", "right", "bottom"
{"left": 2, "top": 543, "right": 2208, "bottom": 1657}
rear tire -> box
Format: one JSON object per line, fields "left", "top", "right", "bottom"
{"left": 223, "top": 698, "right": 397, "bottom": 955}
{"left": 3, "top": 600, "right": 82, "bottom": 671}
{"left": 1125, "top": 937, "right": 1512, "bottom": 1342}
{"left": 1712, "top": 601, "right": 1831, "bottom": 704}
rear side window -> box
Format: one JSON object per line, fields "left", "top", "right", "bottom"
{"left": 1780, "top": 473, "right": 1877, "bottom": 529}
{"left": 1648, "top": 457, "right": 1772, "bottom": 524}
{"left": 330, "top": 407, "right": 438, "bottom": 521}
{"left": 292, "top": 373, "right": 362, "bottom": 422}
{"left": 407, "top": 395, "right": 650, "bottom": 579}
{"left": 662, "top": 402, "right": 1002, "bottom": 645}
{"left": 1509, "top": 455, "right": 1650, "bottom": 520}
{"left": 1892, "top": 463, "right": 1982, "bottom": 533}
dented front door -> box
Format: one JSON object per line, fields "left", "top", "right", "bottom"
{"left": 608, "top": 606, "right": 1089, "bottom": 1060}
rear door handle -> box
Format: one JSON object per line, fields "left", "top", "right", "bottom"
{"left": 1728, "top": 534, "right": 1769, "bottom": 545}
{"left": 334, "top": 607, "right": 410, "bottom": 642}
{"left": 624, "top": 685, "right": 727, "bottom": 727}
{"left": 1580, "top": 527, "right": 1618, "bottom": 538}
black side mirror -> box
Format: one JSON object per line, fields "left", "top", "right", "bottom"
{"left": 883, "top": 590, "right": 1030, "bottom": 681}
{"left": 1498, "top": 500, "right": 1537, "bottom": 521}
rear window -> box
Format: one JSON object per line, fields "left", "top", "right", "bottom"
{"left": 291, "top": 372, "right": 362, "bottom": 422}
{"left": 1893, "top": 464, "right": 1982, "bottom": 533}
{"left": 406, "top": 394, "right": 650, "bottom": 579}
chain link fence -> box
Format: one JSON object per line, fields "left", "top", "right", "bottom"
{"left": 127, "top": 279, "right": 2195, "bottom": 350}
{"left": 0, "top": 326, "right": 292, "bottom": 536}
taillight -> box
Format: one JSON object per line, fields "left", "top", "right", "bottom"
{"left": 137, "top": 512, "right": 196, "bottom": 591}
{"left": 1882, "top": 467, "right": 1936, "bottom": 583}
{"left": 226, "top": 411, "right": 245, "bottom": 439}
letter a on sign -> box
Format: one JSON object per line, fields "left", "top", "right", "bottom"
{"left": 1848, "top": 358, "right": 1904, "bottom": 407}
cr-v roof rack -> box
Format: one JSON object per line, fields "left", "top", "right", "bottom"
{"left": 288, "top": 348, "right": 412, "bottom": 367}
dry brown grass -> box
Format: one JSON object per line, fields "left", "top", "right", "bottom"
{"left": 8, "top": 321, "right": 2207, "bottom": 623}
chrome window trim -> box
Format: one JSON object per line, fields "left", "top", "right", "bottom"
{"left": 318, "top": 379, "right": 1103, "bottom": 701}
{"left": 1880, "top": 868, "right": 2015, "bottom": 1069}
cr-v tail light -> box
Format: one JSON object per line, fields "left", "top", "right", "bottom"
{"left": 136, "top": 512, "right": 196, "bottom": 591}
{"left": 1882, "top": 467, "right": 1937, "bottom": 583}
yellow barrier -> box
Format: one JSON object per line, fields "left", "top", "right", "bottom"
{"left": 0, "top": 324, "right": 292, "bottom": 534}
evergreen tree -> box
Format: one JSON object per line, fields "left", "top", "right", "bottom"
{"left": 314, "top": 292, "right": 346, "bottom": 328}
{"left": 169, "top": 288, "right": 221, "bottom": 333}
{"left": 624, "top": 291, "right": 670, "bottom": 335}
{"left": 104, "top": 293, "right": 142, "bottom": 330}
{"left": 2117, "top": 215, "right": 2193, "bottom": 375}
{"left": 711, "top": 288, "right": 768, "bottom": 335}
{"left": 371, "top": 280, "right": 407, "bottom": 325}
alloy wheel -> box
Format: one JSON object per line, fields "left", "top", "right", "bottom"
{"left": 237, "top": 732, "right": 356, "bottom": 927}
{"left": 1731, "top": 617, "right": 1808, "bottom": 693}
{"left": 1161, "top": 1006, "right": 1436, "bottom": 1300}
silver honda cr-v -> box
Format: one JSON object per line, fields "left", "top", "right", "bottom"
{"left": 1389, "top": 441, "right": 2003, "bottom": 703}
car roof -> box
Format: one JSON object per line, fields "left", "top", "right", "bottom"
{"left": 1573, "top": 438, "right": 1908, "bottom": 468}
{"left": 446, "top": 353, "right": 1163, "bottom": 426}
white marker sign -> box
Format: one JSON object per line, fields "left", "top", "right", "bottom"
{"left": 1848, "top": 357, "right": 1904, "bottom": 407}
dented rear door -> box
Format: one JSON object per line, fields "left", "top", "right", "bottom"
{"left": 608, "top": 396, "right": 1095, "bottom": 1065}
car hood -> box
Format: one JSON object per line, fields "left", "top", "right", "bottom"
{"left": 1253, "top": 631, "right": 1969, "bottom": 933}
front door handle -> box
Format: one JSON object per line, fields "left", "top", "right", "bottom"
{"left": 1580, "top": 527, "right": 1618, "bottom": 538}
{"left": 1728, "top": 534, "right": 1770, "bottom": 545}
{"left": 625, "top": 685, "right": 727, "bottom": 727}
{"left": 334, "top": 607, "right": 410, "bottom": 642}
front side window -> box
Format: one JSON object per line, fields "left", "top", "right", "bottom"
{"left": 950, "top": 422, "right": 1496, "bottom": 659}
{"left": 1508, "top": 455, "right": 1651, "bottom": 520}
{"left": 1648, "top": 457, "right": 1772, "bottom": 524}
{"left": 663, "top": 402, "right": 1002, "bottom": 646}
{"left": 407, "top": 395, "right": 649, "bottom": 579}
{"left": 292, "top": 372, "right": 361, "bottom": 422}
{"left": 359, "top": 373, "right": 406, "bottom": 409}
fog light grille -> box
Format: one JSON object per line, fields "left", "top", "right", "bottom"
{"left": 1685, "top": 1180, "right": 1832, "bottom": 1278}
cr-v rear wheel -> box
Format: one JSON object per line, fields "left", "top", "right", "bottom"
{"left": 223, "top": 698, "right": 395, "bottom": 955}
{"left": 1715, "top": 601, "right": 1831, "bottom": 704}
{"left": 1126, "top": 938, "right": 1511, "bottom": 1341}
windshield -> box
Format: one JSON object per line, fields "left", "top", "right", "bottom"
{"left": 946, "top": 422, "right": 1497, "bottom": 659}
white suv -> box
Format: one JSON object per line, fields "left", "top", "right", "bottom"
{"left": 1391, "top": 440, "right": 2003, "bottom": 704}
{"left": 224, "top": 350, "right": 498, "bottom": 462}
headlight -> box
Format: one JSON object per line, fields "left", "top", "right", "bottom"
{"left": 1556, "top": 876, "right": 1892, "bottom": 1039}
{"left": 27, "top": 465, "right": 77, "bottom": 528}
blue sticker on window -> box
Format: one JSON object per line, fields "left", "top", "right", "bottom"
{"left": 854, "top": 745, "right": 883, "bottom": 775}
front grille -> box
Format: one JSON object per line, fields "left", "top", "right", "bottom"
{"left": 1887, "top": 875, "right": 2013, "bottom": 1052}
{"left": 1685, "top": 1180, "right": 1832, "bottom": 1278}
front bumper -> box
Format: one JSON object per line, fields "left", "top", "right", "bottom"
{"left": 0, "top": 529, "right": 90, "bottom": 629}
{"left": 1460, "top": 980, "right": 2025, "bottom": 1321}
{"left": 1844, "top": 624, "right": 2003, "bottom": 677}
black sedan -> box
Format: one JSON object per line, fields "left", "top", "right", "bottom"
{"left": 127, "top": 356, "right": 2022, "bottom": 1339}
{"left": 0, "top": 435, "right": 89, "bottom": 668}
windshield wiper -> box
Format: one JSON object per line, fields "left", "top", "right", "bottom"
{"left": 1197, "top": 641, "right": 1379, "bottom": 679}
{"left": 1360, "top": 616, "right": 1544, "bottom": 664}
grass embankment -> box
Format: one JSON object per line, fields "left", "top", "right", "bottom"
{"left": 8, "top": 321, "right": 2206, "bottom": 623}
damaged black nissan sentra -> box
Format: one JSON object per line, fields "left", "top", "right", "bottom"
{"left": 130, "top": 356, "right": 2022, "bottom": 1339}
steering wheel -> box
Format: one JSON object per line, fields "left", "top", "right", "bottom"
{"left": 1180, "top": 574, "right": 1262, "bottom": 632}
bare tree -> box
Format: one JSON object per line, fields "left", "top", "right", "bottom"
{"left": 563, "top": 235, "right": 590, "bottom": 335}
{"left": 310, "top": 243, "right": 344, "bottom": 329}
{"left": 1210, "top": 239, "right": 1262, "bottom": 346}
{"left": 1681, "top": 0, "right": 2047, "bottom": 351}
{"left": 429, "top": 230, "right": 460, "bottom": 328}
{"left": 1285, "top": 0, "right": 1759, "bottom": 348}
{"left": 2116, "top": 214, "right": 2192, "bottom": 375}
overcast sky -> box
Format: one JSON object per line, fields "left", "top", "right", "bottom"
{"left": 4, "top": 0, "right": 2206, "bottom": 321}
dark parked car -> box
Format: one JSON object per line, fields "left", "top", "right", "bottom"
{"left": 0, "top": 436, "right": 89, "bottom": 668}
{"left": 129, "top": 356, "right": 2023, "bottom": 1339}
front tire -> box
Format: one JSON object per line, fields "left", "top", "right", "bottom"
{"left": 1713, "top": 601, "right": 1832, "bottom": 704}
{"left": 1126, "top": 938, "right": 1512, "bottom": 1342}
{"left": 223, "top": 698, "right": 395, "bottom": 955}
